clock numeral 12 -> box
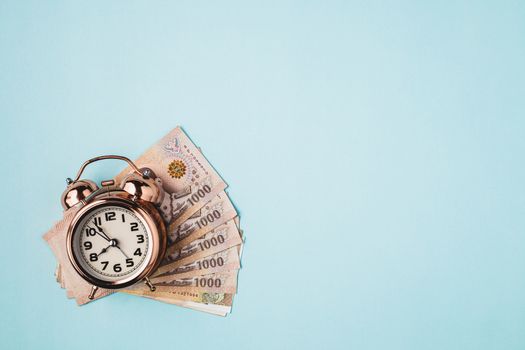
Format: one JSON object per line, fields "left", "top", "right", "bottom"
{"left": 105, "top": 211, "right": 116, "bottom": 221}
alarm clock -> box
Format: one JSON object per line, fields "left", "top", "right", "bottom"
{"left": 61, "top": 155, "right": 167, "bottom": 300}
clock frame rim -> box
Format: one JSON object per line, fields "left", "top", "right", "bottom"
{"left": 66, "top": 192, "right": 167, "bottom": 290}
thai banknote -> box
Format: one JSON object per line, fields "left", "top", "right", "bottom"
{"left": 154, "top": 219, "right": 243, "bottom": 276}
{"left": 133, "top": 295, "right": 232, "bottom": 316}
{"left": 115, "top": 127, "right": 227, "bottom": 228}
{"left": 152, "top": 245, "right": 241, "bottom": 282}
{"left": 163, "top": 191, "right": 237, "bottom": 249}
{"left": 126, "top": 271, "right": 238, "bottom": 294}
{"left": 122, "top": 289, "right": 234, "bottom": 308}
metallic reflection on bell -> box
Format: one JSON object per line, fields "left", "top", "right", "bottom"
{"left": 60, "top": 179, "right": 99, "bottom": 210}
{"left": 120, "top": 168, "right": 164, "bottom": 205}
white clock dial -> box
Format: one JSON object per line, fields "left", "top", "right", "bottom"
{"left": 72, "top": 205, "right": 150, "bottom": 282}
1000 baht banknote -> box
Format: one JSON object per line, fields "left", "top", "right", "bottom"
{"left": 116, "top": 127, "right": 227, "bottom": 228}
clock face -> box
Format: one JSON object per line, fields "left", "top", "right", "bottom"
{"left": 71, "top": 205, "right": 151, "bottom": 283}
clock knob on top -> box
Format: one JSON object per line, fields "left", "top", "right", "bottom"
{"left": 61, "top": 179, "right": 99, "bottom": 210}
{"left": 120, "top": 168, "right": 164, "bottom": 205}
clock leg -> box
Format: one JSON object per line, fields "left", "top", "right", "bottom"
{"left": 88, "top": 285, "right": 99, "bottom": 300}
{"left": 144, "top": 277, "right": 156, "bottom": 292}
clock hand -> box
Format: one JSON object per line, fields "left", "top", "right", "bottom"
{"left": 114, "top": 244, "right": 130, "bottom": 259}
{"left": 96, "top": 245, "right": 110, "bottom": 257}
{"left": 92, "top": 223, "right": 112, "bottom": 241}
{"left": 92, "top": 223, "right": 130, "bottom": 259}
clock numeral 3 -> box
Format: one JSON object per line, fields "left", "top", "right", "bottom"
{"left": 136, "top": 235, "right": 144, "bottom": 243}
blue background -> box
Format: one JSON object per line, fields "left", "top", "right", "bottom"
{"left": 1, "top": 1, "right": 524, "bottom": 349}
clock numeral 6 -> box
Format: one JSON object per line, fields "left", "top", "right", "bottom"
{"left": 83, "top": 241, "right": 92, "bottom": 250}
{"left": 126, "top": 258, "right": 134, "bottom": 267}
{"left": 136, "top": 235, "right": 144, "bottom": 243}
{"left": 89, "top": 253, "right": 98, "bottom": 262}
{"left": 113, "top": 264, "right": 122, "bottom": 273}
{"left": 130, "top": 222, "right": 139, "bottom": 231}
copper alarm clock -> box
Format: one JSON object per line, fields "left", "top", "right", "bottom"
{"left": 61, "top": 155, "right": 167, "bottom": 299}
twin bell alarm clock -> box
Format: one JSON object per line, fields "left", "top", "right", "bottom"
{"left": 61, "top": 155, "right": 167, "bottom": 300}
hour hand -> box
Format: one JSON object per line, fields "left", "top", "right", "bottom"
{"left": 96, "top": 246, "right": 110, "bottom": 257}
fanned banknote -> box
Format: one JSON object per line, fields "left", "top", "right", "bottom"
{"left": 115, "top": 127, "right": 227, "bottom": 228}
{"left": 45, "top": 127, "right": 243, "bottom": 316}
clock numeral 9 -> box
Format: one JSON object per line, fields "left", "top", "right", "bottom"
{"left": 105, "top": 211, "right": 116, "bottom": 221}
{"left": 89, "top": 253, "right": 98, "bottom": 262}
{"left": 130, "top": 222, "right": 139, "bottom": 231}
{"left": 126, "top": 258, "right": 134, "bottom": 267}
{"left": 136, "top": 235, "right": 144, "bottom": 243}
{"left": 83, "top": 241, "right": 92, "bottom": 250}
{"left": 85, "top": 228, "right": 96, "bottom": 237}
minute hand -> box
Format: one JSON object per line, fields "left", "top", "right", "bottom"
{"left": 93, "top": 223, "right": 112, "bottom": 241}
{"left": 93, "top": 224, "right": 129, "bottom": 259}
